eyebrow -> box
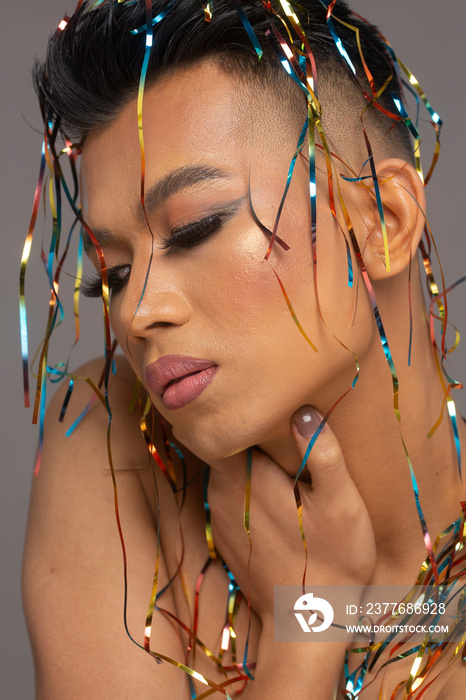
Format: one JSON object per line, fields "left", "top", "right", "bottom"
{"left": 136, "top": 164, "right": 231, "bottom": 221}
{"left": 83, "top": 163, "right": 231, "bottom": 254}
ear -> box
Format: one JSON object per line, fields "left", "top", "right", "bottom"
{"left": 346, "top": 158, "right": 426, "bottom": 280}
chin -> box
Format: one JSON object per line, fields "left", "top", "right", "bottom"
{"left": 170, "top": 407, "right": 295, "bottom": 466}
{"left": 170, "top": 418, "right": 258, "bottom": 464}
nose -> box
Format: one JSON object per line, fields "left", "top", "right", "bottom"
{"left": 118, "top": 264, "right": 192, "bottom": 345}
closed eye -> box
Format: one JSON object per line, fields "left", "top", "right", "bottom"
{"left": 80, "top": 211, "right": 227, "bottom": 298}
{"left": 80, "top": 264, "right": 131, "bottom": 298}
{"left": 81, "top": 200, "right": 243, "bottom": 297}
{"left": 160, "top": 211, "right": 231, "bottom": 253}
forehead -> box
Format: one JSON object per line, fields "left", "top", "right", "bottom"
{"left": 82, "top": 63, "right": 255, "bottom": 206}
{"left": 79, "top": 61, "right": 322, "bottom": 255}
{"left": 80, "top": 60, "right": 312, "bottom": 224}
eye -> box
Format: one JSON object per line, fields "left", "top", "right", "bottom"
{"left": 160, "top": 212, "right": 230, "bottom": 253}
{"left": 81, "top": 264, "right": 131, "bottom": 298}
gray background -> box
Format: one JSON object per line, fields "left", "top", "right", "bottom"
{"left": 1, "top": 1, "right": 464, "bottom": 697}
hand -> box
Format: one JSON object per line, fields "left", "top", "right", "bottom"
{"left": 207, "top": 406, "right": 376, "bottom": 624}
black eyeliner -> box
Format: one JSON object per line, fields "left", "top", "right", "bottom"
{"left": 160, "top": 198, "right": 244, "bottom": 253}
{"left": 160, "top": 213, "right": 225, "bottom": 251}
{"left": 81, "top": 264, "right": 130, "bottom": 298}
{"left": 81, "top": 198, "right": 245, "bottom": 297}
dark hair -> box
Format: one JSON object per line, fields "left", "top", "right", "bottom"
{"left": 34, "top": 0, "right": 412, "bottom": 155}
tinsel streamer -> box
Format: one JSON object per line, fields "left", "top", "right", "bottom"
{"left": 320, "top": 0, "right": 356, "bottom": 75}
{"left": 361, "top": 125, "right": 390, "bottom": 272}
{"left": 247, "top": 185, "right": 290, "bottom": 251}
{"left": 296, "top": 350, "right": 359, "bottom": 481}
{"left": 408, "top": 252, "right": 414, "bottom": 367}
{"left": 94, "top": 387, "right": 161, "bottom": 667}
{"left": 264, "top": 117, "right": 308, "bottom": 260}
{"left": 192, "top": 557, "right": 213, "bottom": 666}
{"left": 58, "top": 378, "right": 74, "bottom": 422}
{"left": 193, "top": 675, "right": 250, "bottom": 700}
{"left": 124, "top": 0, "right": 157, "bottom": 359}
{"left": 379, "top": 36, "right": 442, "bottom": 185}
{"left": 389, "top": 92, "right": 420, "bottom": 147}
{"left": 64, "top": 344, "right": 116, "bottom": 437}
{"left": 396, "top": 57, "right": 442, "bottom": 131}
{"left": 159, "top": 418, "right": 177, "bottom": 485}
{"left": 140, "top": 397, "right": 176, "bottom": 490}
{"left": 74, "top": 228, "right": 84, "bottom": 347}
{"left": 123, "top": 0, "right": 176, "bottom": 361}
{"left": 143, "top": 458, "right": 162, "bottom": 654}
{"left": 129, "top": 0, "right": 175, "bottom": 33}
{"left": 331, "top": 12, "right": 404, "bottom": 127}
{"left": 203, "top": 466, "right": 217, "bottom": 560}
{"left": 169, "top": 440, "right": 189, "bottom": 504}
{"left": 204, "top": 1, "right": 212, "bottom": 22}
{"left": 154, "top": 602, "right": 226, "bottom": 666}
{"left": 448, "top": 400, "right": 462, "bottom": 481}
{"left": 30, "top": 130, "right": 59, "bottom": 429}
{"left": 230, "top": 0, "right": 263, "bottom": 59}
{"left": 275, "top": 1, "right": 320, "bottom": 240}
{"left": 423, "top": 223, "right": 450, "bottom": 362}
{"left": 314, "top": 103, "right": 357, "bottom": 287}
{"left": 241, "top": 448, "right": 255, "bottom": 681}
{"left": 220, "top": 565, "right": 241, "bottom": 663}
{"left": 271, "top": 268, "right": 318, "bottom": 352}
{"left": 20, "top": 140, "right": 46, "bottom": 407}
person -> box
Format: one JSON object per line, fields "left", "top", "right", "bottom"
{"left": 21, "top": 0, "right": 466, "bottom": 697}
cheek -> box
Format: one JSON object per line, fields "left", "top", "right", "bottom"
{"left": 190, "top": 226, "right": 288, "bottom": 332}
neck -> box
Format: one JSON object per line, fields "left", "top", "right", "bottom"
{"left": 260, "top": 267, "right": 466, "bottom": 584}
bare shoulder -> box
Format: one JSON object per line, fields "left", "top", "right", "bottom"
{"left": 41, "top": 355, "right": 149, "bottom": 458}
{"left": 23, "top": 357, "right": 188, "bottom": 699}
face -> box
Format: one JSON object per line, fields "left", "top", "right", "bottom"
{"left": 81, "top": 62, "right": 375, "bottom": 461}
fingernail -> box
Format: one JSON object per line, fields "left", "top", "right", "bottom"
{"left": 292, "top": 406, "right": 323, "bottom": 438}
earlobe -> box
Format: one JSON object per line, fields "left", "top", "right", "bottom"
{"left": 347, "top": 158, "right": 426, "bottom": 280}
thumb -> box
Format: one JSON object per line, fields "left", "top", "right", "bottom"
{"left": 291, "top": 406, "right": 350, "bottom": 494}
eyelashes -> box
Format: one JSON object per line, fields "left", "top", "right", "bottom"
{"left": 81, "top": 264, "right": 130, "bottom": 298}
{"left": 81, "top": 210, "right": 231, "bottom": 299}
{"left": 160, "top": 212, "right": 227, "bottom": 251}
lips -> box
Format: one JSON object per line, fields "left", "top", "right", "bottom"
{"left": 145, "top": 355, "right": 218, "bottom": 411}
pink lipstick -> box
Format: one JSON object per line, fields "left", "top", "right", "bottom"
{"left": 145, "top": 355, "right": 218, "bottom": 411}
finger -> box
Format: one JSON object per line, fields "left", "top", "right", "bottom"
{"left": 291, "top": 406, "right": 353, "bottom": 496}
